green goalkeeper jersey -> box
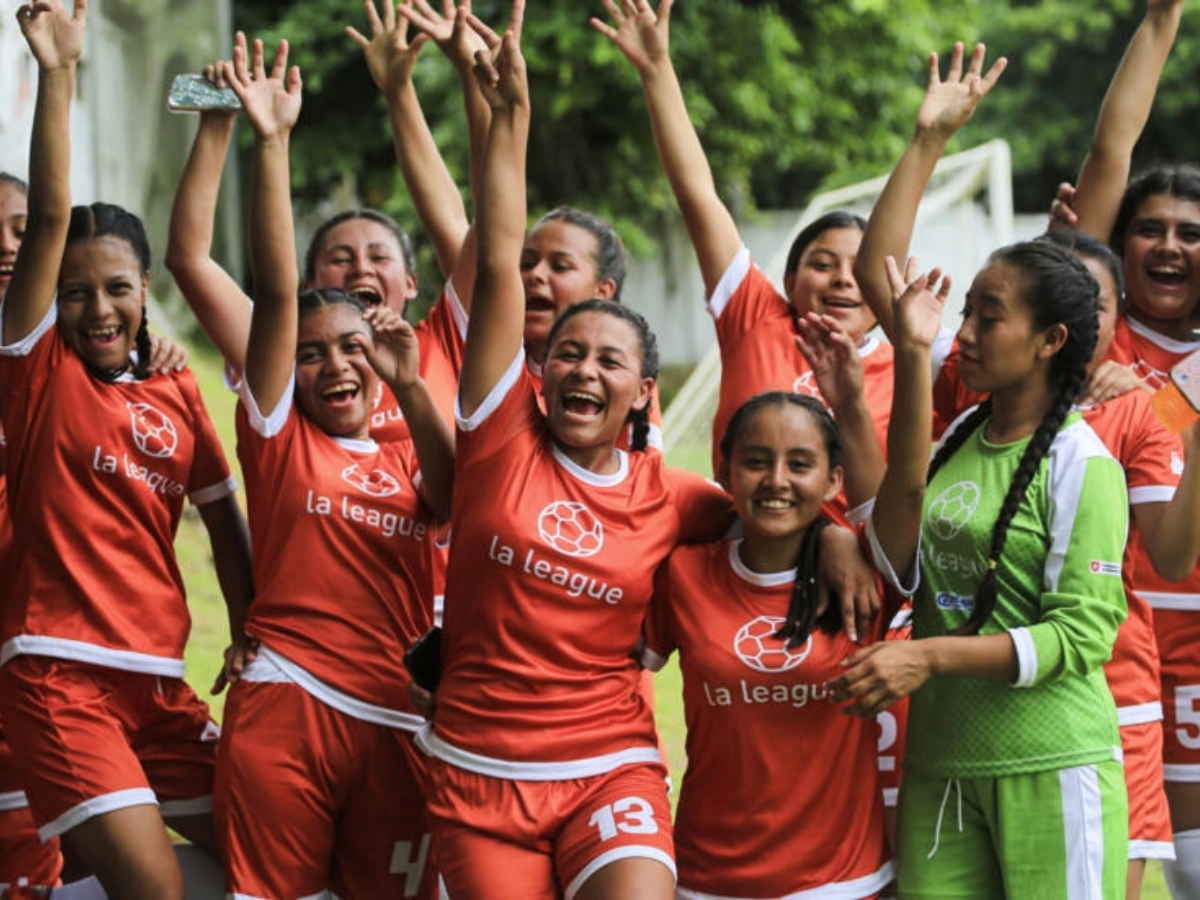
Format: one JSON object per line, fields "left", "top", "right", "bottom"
{"left": 905, "top": 413, "right": 1128, "bottom": 778}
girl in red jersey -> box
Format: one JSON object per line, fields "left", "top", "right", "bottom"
{"left": 590, "top": 0, "right": 890, "bottom": 488}
{"left": 166, "top": 23, "right": 470, "bottom": 444}
{"left": 642, "top": 390, "right": 898, "bottom": 899}
{"left": 0, "top": 2, "right": 253, "bottom": 897}
{"left": 412, "top": 7, "right": 737, "bottom": 898}
{"left": 204, "top": 36, "right": 453, "bottom": 900}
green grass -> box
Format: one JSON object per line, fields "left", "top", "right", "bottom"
{"left": 173, "top": 340, "right": 1173, "bottom": 897}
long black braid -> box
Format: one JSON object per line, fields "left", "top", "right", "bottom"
{"left": 933, "top": 241, "right": 1099, "bottom": 636}
{"left": 719, "top": 391, "right": 844, "bottom": 647}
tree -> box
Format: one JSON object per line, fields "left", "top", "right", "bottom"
{"left": 230, "top": 0, "right": 1200, "bottom": 293}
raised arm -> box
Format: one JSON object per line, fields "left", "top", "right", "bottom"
{"left": 3, "top": 0, "right": 86, "bottom": 345}
{"left": 348, "top": 0, "right": 476, "bottom": 279}
{"left": 591, "top": 0, "right": 740, "bottom": 296}
{"left": 457, "top": 3, "right": 528, "bottom": 417}
{"left": 223, "top": 35, "right": 303, "bottom": 414}
{"left": 363, "top": 305, "right": 455, "bottom": 517}
{"left": 855, "top": 43, "right": 1005, "bottom": 340}
{"left": 794, "top": 312, "right": 884, "bottom": 510}
{"left": 871, "top": 257, "right": 947, "bottom": 573}
{"left": 165, "top": 60, "right": 253, "bottom": 372}
{"left": 1070, "top": 0, "right": 1184, "bottom": 241}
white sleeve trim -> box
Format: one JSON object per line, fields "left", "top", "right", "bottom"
{"left": 866, "top": 513, "right": 918, "bottom": 597}
{"left": 0, "top": 302, "right": 56, "bottom": 356}
{"left": 456, "top": 349, "right": 526, "bottom": 432}
{"left": 846, "top": 497, "right": 875, "bottom": 526}
{"left": 1009, "top": 627, "right": 1037, "bottom": 688}
{"left": 189, "top": 475, "right": 238, "bottom": 507}
{"left": 1128, "top": 485, "right": 1176, "bottom": 505}
{"left": 444, "top": 279, "right": 469, "bottom": 342}
{"left": 237, "top": 372, "right": 295, "bottom": 438}
{"left": 706, "top": 245, "right": 752, "bottom": 320}
{"left": 930, "top": 326, "right": 956, "bottom": 379}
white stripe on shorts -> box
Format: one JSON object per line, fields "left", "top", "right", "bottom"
{"left": 1060, "top": 764, "right": 1104, "bottom": 900}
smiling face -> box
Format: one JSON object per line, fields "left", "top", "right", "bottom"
{"left": 783, "top": 226, "right": 875, "bottom": 340}
{"left": 722, "top": 401, "right": 842, "bottom": 571}
{"left": 294, "top": 302, "right": 377, "bottom": 440}
{"left": 308, "top": 218, "right": 417, "bottom": 315}
{"left": 1121, "top": 193, "right": 1200, "bottom": 339}
{"left": 540, "top": 309, "right": 651, "bottom": 472}
{"left": 56, "top": 236, "right": 147, "bottom": 372}
{"left": 0, "top": 181, "right": 27, "bottom": 299}
{"left": 520, "top": 220, "right": 616, "bottom": 361}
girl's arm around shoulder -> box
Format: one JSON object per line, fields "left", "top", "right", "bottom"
{"left": 662, "top": 465, "right": 734, "bottom": 544}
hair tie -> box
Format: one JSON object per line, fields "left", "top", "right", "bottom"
{"left": 986, "top": 558, "right": 999, "bottom": 571}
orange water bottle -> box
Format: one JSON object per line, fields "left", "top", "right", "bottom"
{"left": 1153, "top": 347, "right": 1200, "bottom": 432}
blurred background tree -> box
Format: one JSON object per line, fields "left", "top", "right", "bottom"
{"left": 229, "top": 0, "right": 1199, "bottom": 303}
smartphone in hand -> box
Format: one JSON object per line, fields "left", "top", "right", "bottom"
{"left": 167, "top": 74, "right": 242, "bottom": 113}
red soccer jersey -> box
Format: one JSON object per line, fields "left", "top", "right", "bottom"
{"left": 1082, "top": 390, "right": 1182, "bottom": 716}
{"left": 236, "top": 387, "right": 438, "bottom": 719}
{"left": 1106, "top": 316, "right": 1200, "bottom": 391}
{"left": 0, "top": 311, "right": 235, "bottom": 676}
{"left": 709, "top": 249, "right": 894, "bottom": 513}
{"left": 643, "top": 538, "right": 893, "bottom": 898}
{"left": 423, "top": 358, "right": 731, "bottom": 777}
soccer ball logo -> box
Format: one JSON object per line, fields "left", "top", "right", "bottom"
{"left": 538, "top": 501, "right": 603, "bottom": 558}
{"left": 792, "top": 372, "right": 822, "bottom": 399}
{"left": 341, "top": 464, "right": 401, "bottom": 497}
{"left": 127, "top": 402, "right": 178, "bottom": 458}
{"left": 927, "top": 481, "right": 980, "bottom": 541}
{"left": 733, "top": 616, "right": 812, "bottom": 673}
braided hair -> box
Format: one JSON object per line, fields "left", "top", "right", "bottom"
{"left": 719, "top": 392, "right": 843, "bottom": 647}
{"left": 65, "top": 202, "right": 153, "bottom": 380}
{"left": 545, "top": 298, "right": 659, "bottom": 452}
{"left": 297, "top": 286, "right": 366, "bottom": 319}
{"left": 929, "top": 241, "right": 1099, "bottom": 635}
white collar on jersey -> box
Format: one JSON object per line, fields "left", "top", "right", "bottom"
{"left": 550, "top": 443, "right": 629, "bottom": 487}
{"left": 727, "top": 539, "right": 798, "bottom": 587}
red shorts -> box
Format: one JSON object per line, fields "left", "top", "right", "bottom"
{"left": 424, "top": 757, "right": 674, "bottom": 900}
{"left": 0, "top": 806, "right": 62, "bottom": 889}
{"left": 1121, "top": 719, "right": 1174, "bottom": 859}
{"left": 1155, "top": 608, "right": 1200, "bottom": 780}
{"left": 214, "top": 680, "right": 435, "bottom": 900}
{"left": 0, "top": 657, "right": 218, "bottom": 840}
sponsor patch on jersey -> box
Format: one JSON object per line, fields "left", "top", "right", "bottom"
{"left": 935, "top": 591, "right": 973, "bottom": 612}
{"left": 1089, "top": 559, "right": 1121, "bottom": 577}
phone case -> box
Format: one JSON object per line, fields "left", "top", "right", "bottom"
{"left": 403, "top": 626, "right": 443, "bottom": 692}
{"left": 167, "top": 74, "right": 242, "bottom": 113}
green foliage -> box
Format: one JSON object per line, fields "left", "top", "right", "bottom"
{"left": 231, "top": 0, "right": 1200, "bottom": 270}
